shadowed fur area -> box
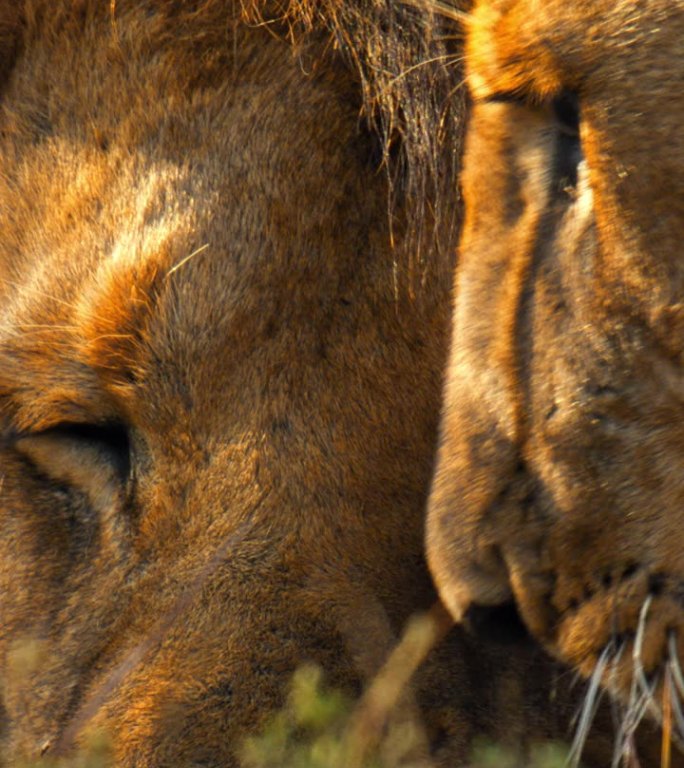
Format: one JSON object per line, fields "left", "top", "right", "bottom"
{"left": 0, "top": 1, "right": 672, "bottom": 766}
{"left": 428, "top": 0, "right": 684, "bottom": 764}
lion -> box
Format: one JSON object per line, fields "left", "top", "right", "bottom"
{"left": 0, "top": 1, "right": 667, "bottom": 766}
{"left": 427, "top": 0, "right": 684, "bottom": 762}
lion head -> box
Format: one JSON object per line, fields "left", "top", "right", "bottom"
{"left": 0, "top": 1, "right": 463, "bottom": 764}
{"left": 428, "top": 0, "right": 684, "bottom": 755}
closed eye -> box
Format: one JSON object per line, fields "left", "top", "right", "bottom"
{"left": 552, "top": 90, "right": 582, "bottom": 193}
{"left": 12, "top": 420, "right": 132, "bottom": 510}
{"left": 553, "top": 90, "right": 580, "bottom": 137}
{"left": 483, "top": 89, "right": 583, "bottom": 187}
{"left": 36, "top": 422, "right": 132, "bottom": 481}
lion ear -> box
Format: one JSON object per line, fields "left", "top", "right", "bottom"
{"left": 0, "top": 1, "right": 22, "bottom": 90}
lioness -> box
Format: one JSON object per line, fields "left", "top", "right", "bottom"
{"left": 428, "top": 0, "right": 684, "bottom": 759}
{"left": 0, "top": 1, "right": 612, "bottom": 766}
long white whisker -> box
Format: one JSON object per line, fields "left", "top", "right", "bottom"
{"left": 609, "top": 643, "right": 627, "bottom": 768}
{"left": 616, "top": 688, "right": 651, "bottom": 768}
{"left": 662, "top": 634, "right": 684, "bottom": 753}
{"left": 668, "top": 633, "right": 684, "bottom": 699}
{"left": 633, "top": 597, "right": 660, "bottom": 721}
{"left": 166, "top": 243, "right": 210, "bottom": 278}
{"left": 566, "top": 643, "right": 613, "bottom": 768}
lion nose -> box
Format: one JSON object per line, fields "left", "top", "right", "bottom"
{"left": 463, "top": 600, "right": 532, "bottom": 646}
{"left": 426, "top": 485, "right": 515, "bottom": 623}
{"left": 426, "top": 528, "right": 514, "bottom": 624}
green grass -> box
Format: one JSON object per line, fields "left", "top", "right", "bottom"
{"left": 242, "top": 665, "right": 572, "bottom": 768}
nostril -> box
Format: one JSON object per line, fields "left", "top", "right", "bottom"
{"left": 463, "top": 601, "right": 531, "bottom": 646}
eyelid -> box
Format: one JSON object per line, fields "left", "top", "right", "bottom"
{"left": 481, "top": 91, "right": 528, "bottom": 106}
{"left": 15, "top": 421, "right": 131, "bottom": 482}
{"left": 15, "top": 431, "right": 127, "bottom": 513}
{"left": 481, "top": 89, "right": 581, "bottom": 137}
{"left": 36, "top": 421, "right": 129, "bottom": 449}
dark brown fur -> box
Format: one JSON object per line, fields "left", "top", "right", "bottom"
{"left": 428, "top": 0, "right": 684, "bottom": 758}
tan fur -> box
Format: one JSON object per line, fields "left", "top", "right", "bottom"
{"left": 428, "top": 0, "right": 684, "bottom": 750}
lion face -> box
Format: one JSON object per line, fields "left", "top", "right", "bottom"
{"left": 0, "top": 2, "right": 463, "bottom": 763}
{"left": 428, "top": 0, "right": 684, "bottom": 730}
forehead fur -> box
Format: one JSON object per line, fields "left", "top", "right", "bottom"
{"left": 0, "top": 0, "right": 471, "bottom": 428}
{"left": 4, "top": 0, "right": 468, "bottom": 283}
{"left": 0, "top": 155, "right": 193, "bottom": 430}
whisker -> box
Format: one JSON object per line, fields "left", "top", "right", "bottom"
{"left": 166, "top": 243, "right": 210, "bottom": 278}
{"left": 440, "top": 77, "right": 469, "bottom": 109}
{"left": 616, "top": 635, "right": 642, "bottom": 768}
{"left": 615, "top": 623, "right": 657, "bottom": 768}
{"left": 567, "top": 643, "right": 613, "bottom": 768}
{"left": 610, "top": 647, "right": 625, "bottom": 768}
{"left": 607, "top": 640, "right": 627, "bottom": 695}
{"left": 611, "top": 702, "right": 626, "bottom": 768}
{"left": 668, "top": 633, "right": 684, "bottom": 700}
{"left": 398, "top": 0, "right": 471, "bottom": 25}
{"left": 633, "top": 597, "right": 660, "bottom": 721}
{"left": 662, "top": 666, "right": 673, "bottom": 768}
{"left": 616, "top": 688, "right": 652, "bottom": 768}
{"left": 87, "top": 333, "right": 136, "bottom": 343}
{"left": 383, "top": 53, "right": 464, "bottom": 90}
{"left": 636, "top": 686, "right": 655, "bottom": 725}
{"left": 667, "top": 662, "right": 684, "bottom": 741}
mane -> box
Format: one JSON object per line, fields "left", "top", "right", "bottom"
{"left": 241, "top": 0, "right": 469, "bottom": 290}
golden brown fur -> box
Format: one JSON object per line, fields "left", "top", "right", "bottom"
{"left": 428, "top": 0, "right": 684, "bottom": 758}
